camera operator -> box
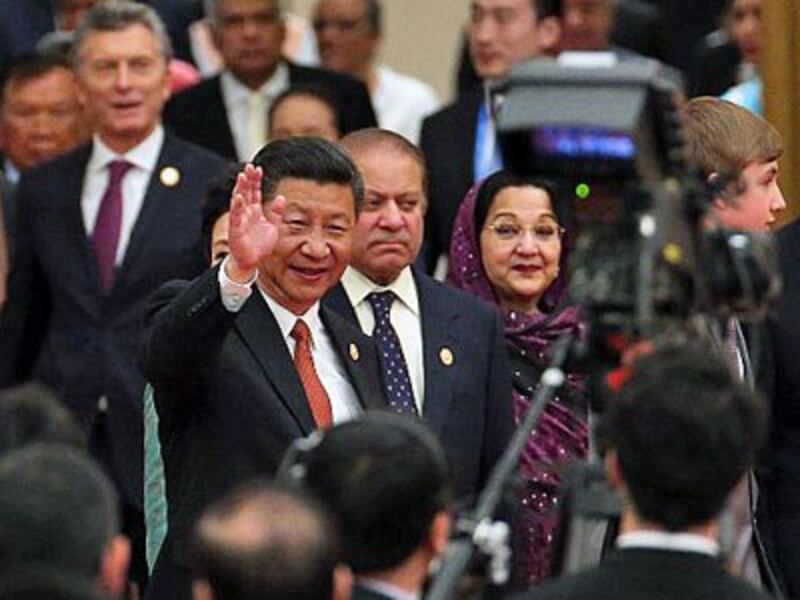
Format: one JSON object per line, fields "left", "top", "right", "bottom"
{"left": 513, "top": 345, "right": 772, "bottom": 600}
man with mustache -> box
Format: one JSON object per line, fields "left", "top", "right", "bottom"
{"left": 325, "top": 128, "right": 513, "bottom": 499}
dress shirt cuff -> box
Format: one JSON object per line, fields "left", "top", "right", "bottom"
{"left": 218, "top": 256, "right": 258, "bottom": 313}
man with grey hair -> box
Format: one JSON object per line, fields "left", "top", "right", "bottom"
{"left": 0, "top": 1, "right": 227, "bottom": 588}
{"left": 164, "top": 0, "right": 377, "bottom": 161}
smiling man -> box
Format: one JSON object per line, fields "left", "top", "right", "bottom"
{"left": 0, "top": 2, "right": 227, "bottom": 590}
{"left": 325, "top": 128, "right": 513, "bottom": 500}
{"left": 142, "top": 137, "right": 384, "bottom": 600}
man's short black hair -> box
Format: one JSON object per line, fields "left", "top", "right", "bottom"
{"left": 0, "top": 444, "right": 119, "bottom": 578}
{"left": 0, "top": 383, "right": 84, "bottom": 455}
{"left": 0, "top": 53, "right": 72, "bottom": 101}
{"left": 598, "top": 344, "right": 767, "bottom": 531}
{"left": 252, "top": 137, "right": 364, "bottom": 210}
{"left": 535, "top": 0, "right": 564, "bottom": 19}
{"left": 201, "top": 163, "right": 241, "bottom": 263}
{"left": 192, "top": 483, "right": 339, "bottom": 600}
{"left": 302, "top": 413, "right": 452, "bottom": 573}
{"left": 0, "top": 566, "right": 108, "bottom": 600}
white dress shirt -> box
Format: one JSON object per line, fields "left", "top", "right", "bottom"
{"left": 372, "top": 65, "right": 439, "bottom": 145}
{"left": 341, "top": 266, "right": 425, "bottom": 413}
{"left": 220, "top": 65, "right": 290, "bottom": 161}
{"left": 218, "top": 258, "right": 362, "bottom": 424}
{"left": 357, "top": 577, "right": 420, "bottom": 600}
{"left": 616, "top": 530, "right": 720, "bottom": 557}
{"left": 81, "top": 126, "right": 165, "bottom": 266}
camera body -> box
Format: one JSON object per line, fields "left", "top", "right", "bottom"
{"left": 496, "top": 58, "right": 780, "bottom": 362}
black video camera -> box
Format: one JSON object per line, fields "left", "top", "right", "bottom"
{"left": 495, "top": 58, "right": 780, "bottom": 363}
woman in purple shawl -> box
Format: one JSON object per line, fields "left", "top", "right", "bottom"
{"left": 448, "top": 171, "right": 589, "bottom": 587}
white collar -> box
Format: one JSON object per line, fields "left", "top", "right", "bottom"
{"left": 357, "top": 577, "right": 420, "bottom": 600}
{"left": 258, "top": 285, "right": 323, "bottom": 347}
{"left": 3, "top": 158, "right": 20, "bottom": 186}
{"left": 341, "top": 266, "right": 419, "bottom": 316}
{"left": 88, "top": 125, "right": 164, "bottom": 175}
{"left": 616, "top": 530, "right": 720, "bottom": 557}
{"left": 220, "top": 63, "right": 290, "bottom": 105}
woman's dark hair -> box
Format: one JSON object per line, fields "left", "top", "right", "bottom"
{"left": 267, "top": 84, "right": 343, "bottom": 138}
{"left": 473, "top": 170, "right": 561, "bottom": 243}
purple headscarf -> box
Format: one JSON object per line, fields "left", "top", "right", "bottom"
{"left": 447, "top": 180, "right": 583, "bottom": 358}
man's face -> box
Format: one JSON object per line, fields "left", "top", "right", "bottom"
{"left": 259, "top": 177, "right": 355, "bottom": 315}
{"left": 75, "top": 23, "right": 169, "bottom": 153}
{"left": 561, "top": 0, "right": 614, "bottom": 51}
{"left": 350, "top": 147, "right": 425, "bottom": 285}
{"left": 469, "top": 0, "right": 552, "bottom": 81}
{"left": 212, "top": 0, "right": 285, "bottom": 88}
{"left": 1, "top": 67, "right": 84, "bottom": 170}
{"left": 314, "top": 0, "right": 378, "bottom": 77}
{"left": 714, "top": 159, "right": 786, "bottom": 231}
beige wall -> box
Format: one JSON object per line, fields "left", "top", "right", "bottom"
{"left": 290, "top": 0, "right": 468, "bottom": 103}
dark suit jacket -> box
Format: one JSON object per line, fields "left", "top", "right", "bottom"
{"left": 419, "top": 91, "right": 482, "bottom": 272}
{"left": 323, "top": 268, "right": 514, "bottom": 500}
{"left": 0, "top": 133, "right": 227, "bottom": 506}
{"left": 610, "top": 0, "right": 669, "bottom": 64}
{"left": 351, "top": 583, "right": 397, "bottom": 600}
{"left": 764, "top": 218, "right": 800, "bottom": 596}
{"left": 0, "top": 0, "right": 53, "bottom": 73}
{"left": 164, "top": 64, "right": 378, "bottom": 160}
{"left": 515, "top": 548, "right": 771, "bottom": 600}
{"left": 142, "top": 267, "right": 385, "bottom": 567}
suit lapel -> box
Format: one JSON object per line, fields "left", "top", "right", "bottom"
{"left": 235, "top": 292, "right": 318, "bottom": 434}
{"left": 209, "top": 78, "right": 238, "bottom": 160}
{"left": 60, "top": 146, "right": 102, "bottom": 296}
{"left": 414, "top": 270, "right": 457, "bottom": 434}
{"left": 113, "top": 135, "right": 173, "bottom": 288}
{"left": 321, "top": 307, "right": 385, "bottom": 412}
{"left": 323, "top": 283, "right": 359, "bottom": 326}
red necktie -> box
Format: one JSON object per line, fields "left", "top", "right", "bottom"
{"left": 291, "top": 319, "right": 333, "bottom": 429}
{"left": 93, "top": 159, "right": 132, "bottom": 291}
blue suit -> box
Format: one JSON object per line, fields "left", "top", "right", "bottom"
{"left": 324, "top": 268, "right": 514, "bottom": 499}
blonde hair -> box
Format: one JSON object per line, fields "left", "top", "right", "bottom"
{"left": 683, "top": 97, "right": 782, "bottom": 186}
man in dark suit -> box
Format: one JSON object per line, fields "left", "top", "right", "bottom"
{"left": 419, "top": 0, "right": 563, "bottom": 274}
{"left": 142, "top": 137, "right": 385, "bottom": 600}
{"left": 515, "top": 345, "right": 771, "bottom": 600}
{"left": 302, "top": 414, "right": 453, "bottom": 600}
{"left": 164, "top": 0, "right": 377, "bottom": 162}
{"left": 0, "top": 2, "right": 227, "bottom": 589}
{"left": 326, "top": 129, "right": 514, "bottom": 499}
{"left": 0, "top": 53, "right": 88, "bottom": 282}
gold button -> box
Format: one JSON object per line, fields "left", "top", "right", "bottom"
{"left": 349, "top": 343, "right": 360, "bottom": 361}
{"left": 439, "top": 347, "right": 454, "bottom": 366}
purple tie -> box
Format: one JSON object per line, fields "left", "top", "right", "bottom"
{"left": 93, "top": 159, "right": 132, "bottom": 291}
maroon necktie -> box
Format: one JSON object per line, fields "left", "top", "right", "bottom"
{"left": 93, "top": 160, "right": 132, "bottom": 291}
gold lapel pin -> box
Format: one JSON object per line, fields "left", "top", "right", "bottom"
{"left": 349, "top": 343, "right": 360, "bottom": 361}
{"left": 160, "top": 166, "right": 181, "bottom": 187}
{"left": 439, "top": 347, "right": 454, "bottom": 367}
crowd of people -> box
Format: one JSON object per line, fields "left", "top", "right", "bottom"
{"left": 0, "top": 0, "right": 793, "bottom": 599}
